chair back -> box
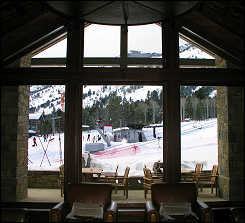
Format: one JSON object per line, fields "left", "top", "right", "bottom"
{"left": 151, "top": 182, "right": 197, "bottom": 208}
{"left": 194, "top": 162, "right": 203, "bottom": 174}
{"left": 59, "top": 164, "right": 64, "bottom": 177}
{"left": 122, "top": 167, "right": 130, "bottom": 185}
{"left": 153, "top": 162, "right": 162, "bottom": 174}
{"left": 66, "top": 183, "right": 113, "bottom": 210}
{"left": 115, "top": 165, "right": 119, "bottom": 177}
{"left": 210, "top": 165, "right": 218, "bottom": 183}
{"left": 144, "top": 168, "right": 153, "bottom": 179}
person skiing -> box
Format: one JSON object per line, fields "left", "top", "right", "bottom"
{"left": 33, "top": 136, "right": 37, "bottom": 147}
{"left": 138, "top": 132, "right": 142, "bottom": 142}
{"left": 87, "top": 133, "right": 90, "bottom": 141}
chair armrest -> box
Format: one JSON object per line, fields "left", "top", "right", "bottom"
{"left": 146, "top": 200, "right": 159, "bottom": 222}
{"left": 106, "top": 201, "right": 117, "bottom": 213}
{"left": 194, "top": 200, "right": 212, "bottom": 223}
{"left": 49, "top": 201, "right": 64, "bottom": 222}
{"left": 105, "top": 201, "right": 117, "bottom": 222}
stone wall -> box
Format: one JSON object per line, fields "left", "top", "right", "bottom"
{"left": 28, "top": 171, "right": 60, "bottom": 189}
{"left": 217, "top": 86, "right": 244, "bottom": 201}
{"left": 1, "top": 55, "right": 31, "bottom": 201}
{"left": 1, "top": 86, "right": 29, "bottom": 201}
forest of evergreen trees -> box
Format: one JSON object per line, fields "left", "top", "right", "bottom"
{"left": 40, "top": 85, "right": 217, "bottom": 133}
{"left": 81, "top": 86, "right": 216, "bottom": 129}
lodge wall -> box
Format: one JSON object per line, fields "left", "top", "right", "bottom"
{"left": 28, "top": 171, "right": 60, "bottom": 189}
{"left": 1, "top": 55, "right": 31, "bottom": 201}
{"left": 217, "top": 86, "right": 244, "bottom": 201}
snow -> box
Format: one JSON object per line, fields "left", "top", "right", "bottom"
{"left": 29, "top": 85, "right": 65, "bottom": 114}
{"left": 28, "top": 118, "right": 218, "bottom": 176}
{"left": 29, "top": 113, "right": 42, "bottom": 120}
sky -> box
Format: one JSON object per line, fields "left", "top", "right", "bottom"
{"left": 33, "top": 24, "right": 213, "bottom": 59}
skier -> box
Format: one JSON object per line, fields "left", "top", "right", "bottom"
{"left": 33, "top": 137, "right": 37, "bottom": 147}
{"left": 98, "top": 135, "right": 101, "bottom": 141}
{"left": 138, "top": 132, "right": 142, "bottom": 142}
{"left": 87, "top": 133, "right": 90, "bottom": 141}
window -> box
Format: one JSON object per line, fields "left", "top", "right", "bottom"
{"left": 179, "top": 36, "right": 215, "bottom": 68}
{"left": 82, "top": 85, "right": 163, "bottom": 176}
{"left": 84, "top": 24, "right": 120, "bottom": 58}
{"left": 28, "top": 85, "right": 65, "bottom": 171}
{"left": 180, "top": 85, "right": 217, "bottom": 172}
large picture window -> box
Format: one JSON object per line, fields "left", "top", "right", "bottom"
{"left": 81, "top": 85, "right": 163, "bottom": 176}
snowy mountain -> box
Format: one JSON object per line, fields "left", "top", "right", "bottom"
{"left": 29, "top": 85, "right": 65, "bottom": 114}
{"left": 29, "top": 85, "right": 163, "bottom": 114}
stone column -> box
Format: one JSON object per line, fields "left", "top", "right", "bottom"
{"left": 216, "top": 56, "right": 244, "bottom": 200}
{"left": 217, "top": 86, "right": 244, "bottom": 200}
{"left": 1, "top": 54, "right": 31, "bottom": 201}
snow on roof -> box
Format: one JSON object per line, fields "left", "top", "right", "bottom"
{"left": 113, "top": 127, "right": 129, "bottom": 132}
{"left": 143, "top": 124, "right": 163, "bottom": 128}
{"left": 29, "top": 113, "right": 42, "bottom": 120}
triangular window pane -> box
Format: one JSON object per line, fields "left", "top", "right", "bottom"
{"left": 179, "top": 37, "right": 214, "bottom": 59}
{"left": 33, "top": 39, "right": 67, "bottom": 58}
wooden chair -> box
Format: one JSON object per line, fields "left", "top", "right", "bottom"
{"left": 57, "top": 164, "right": 64, "bottom": 197}
{"left": 152, "top": 161, "right": 164, "bottom": 178}
{"left": 145, "top": 182, "right": 211, "bottom": 222}
{"left": 111, "top": 167, "right": 130, "bottom": 199}
{"left": 196, "top": 165, "right": 219, "bottom": 195}
{"left": 193, "top": 162, "right": 204, "bottom": 183}
{"left": 99, "top": 165, "right": 119, "bottom": 183}
{"left": 49, "top": 183, "right": 117, "bottom": 222}
{"left": 143, "top": 167, "right": 163, "bottom": 199}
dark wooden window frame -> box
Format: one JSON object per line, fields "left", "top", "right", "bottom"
{"left": 1, "top": 20, "right": 244, "bottom": 200}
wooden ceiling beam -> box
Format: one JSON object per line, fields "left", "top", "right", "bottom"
{"left": 1, "top": 2, "right": 46, "bottom": 36}
{"left": 199, "top": 2, "right": 244, "bottom": 38}
{"left": 0, "top": 67, "right": 243, "bottom": 86}
{"left": 1, "top": 12, "right": 67, "bottom": 66}
{"left": 31, "top": 57, "right": 216, "bottom": 67}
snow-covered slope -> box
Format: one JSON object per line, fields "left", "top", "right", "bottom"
{"left": 28, "top": 118, "right": 218, "bottom": 176}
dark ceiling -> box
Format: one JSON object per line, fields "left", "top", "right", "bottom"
{"left": 1, "top": 1, "right": 244, "bottom": 68}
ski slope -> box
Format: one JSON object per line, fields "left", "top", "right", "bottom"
{"left": 28, "top": 118, "right": 218, "bottom": 176}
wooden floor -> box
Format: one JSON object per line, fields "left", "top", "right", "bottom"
{"left": 21, "top": 187, "right": 226, "bottom": 203}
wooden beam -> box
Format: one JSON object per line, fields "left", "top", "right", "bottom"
{"left": 64, "top": 19, "right": 84, "bottom": 189}
{"left": 1, "top": 12, "right": 66, "bottom": 66}
{"left": 120, "top": 24, "right": 128, "bottom": 69}
{"left": 162, "top": 20, "right": 179, "bottom": 70}
{"left": 31, "top": 57, "right": 215, "bottom": 67}
{"left": 163, "top": 81, "right": 181, "bottom": 183}
{"left": 0, "top": 67, "right": 244, "bottom": 86}
{"left": 162, "top": 20, "right": 181, "bottom": 183}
